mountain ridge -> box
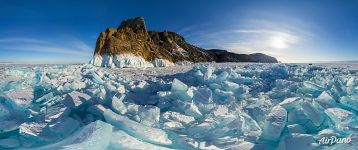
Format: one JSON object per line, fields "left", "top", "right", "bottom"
{"left": 91, "top": 17, "right": 278, "bottom": 67}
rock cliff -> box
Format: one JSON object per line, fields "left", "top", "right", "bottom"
{"left": 90, "top": 17, "right": 278, "bottom": 67}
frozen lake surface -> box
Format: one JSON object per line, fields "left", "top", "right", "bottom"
{"left": 0, "top": 63, "right": 357, "bottom": 149}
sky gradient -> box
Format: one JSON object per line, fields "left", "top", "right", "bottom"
{"left": 0, "top": 0, "right": 358, "bottom": 63}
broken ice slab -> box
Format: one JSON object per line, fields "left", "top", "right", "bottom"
{"left": 286, "top": 107, "right": 317, "bottom": 131}
{"left": 187, "top": 117, "right": 236, "bottom": 140}
{"left": 104, "top": 109, "right": 172, "bottom": 145}
{"left": 325, "top": 108, "right": 354, "bottom": 124}
{"left": 315, "top": 91, "right": 337, "bottom": 108}
{"left": 44, "top": 104, "right": 71, "bottom": 123}
{"left": 209, "top": 83, "right": 221, "bottom": 90}
{"left": 325, "top": 107, "right": 357, "bottom": 131}
{"left": 162, "top": 111, "right": 195, "bottom": 125}
{"left": 109, "top": 130, "right": 172, "bottom": 150}
{"left": 87, "top": 104, "right": 107, "bottom": 118}
{"left": 209, "top": 136, "right": 239, "bottom": 149}
{"left": 136, "top": 105, "right": 160, "bottom": 127}
{"left": 33, "top": 92, "right": 54, "bottom": 104}
{"left": 287, "top": 124, "right": 306, "bottom": 134}
{"left": 104, "top": 81, "right": 117, "bottom": 93}
{"left": 89, "top": 70, "right": 104, "bottom": 84}
{"left": 33, "top": 84, "right": 53, "bottom": 100}
{"left": 171, "top": 78, "right": 188, "bottom": 93}
{"left": 0, "top": 120, "right": 19, "bottom": 136}
{"left": 261, "top": 105, "right": 287, "bottom": 141}
{"left": 94, "top": 86, "right": 107, "bottom": 104}
{"left": 228, "top": 113, "right": 262, "bottom": 141}
{"left": 232, "top": 85, "right": 250, "bottom": 99}
{"left": 339, "top": 95, "right": 358, "bottom": 112}
{"left": 245, "top": 97, "right": 272, "bottom": 123}
{"left": 47, "top": 117, "right": 80, "bottom": 138}
{"left": 71, "top": 80, "right": 87, "bottom": 91}
{"left": 193, "top": 87, "right": 213, "bottom": 104}
{"left": 2, "top": 61, "right": 358, "bottom": 149}
{"left": 195, "top": 141, "right": 220, "bottom": 150}
{"left": 64, "top": 91, "right": 91, "bottom": 109}
{"left": 0, "top": 103, "right": 10, "bottom": 120}
{"left": 116, "top": 84, "right": 126, "bottom": 94}
{"left": 208, "top": 127, "right": 234, "bottom": 140}
{"left": 19, "top": 122, "right": 57, "bottom": 146}
{"left": 279, "top": 97, "right": 302, "bottom": 110}
{"left": 171, "top": 100, "right": 202, "bottom": 119}
{"left": 3, "top": 88, "right": 33, "bottom": 110}
{"left": 211, "top": 105, "right": 230, "bottom": 118}
{"left": 278, "top": 133, "right": 318, "bottom": 150}
{"left": 172, "top": 85, "right": 195, "bottom": 101}
{"left": 184, "top": 102, "right": 203, "bottom": 119}
{"left": 300, "top": 81, "right": 325, "bottom": 97}
{"left": 221, "top": 81, "right": 239, "bottom": 91}
{"left": 162, "top": 121, "right": 184, "bottom": 131}
{"left": 0, "top": 136, "right": 20, "bottom": 149}
{"left": 124, "top": 103, "right": 160, "bottom": 127}
{"left": 157, "top": 91, "right": 173, "bottom": 109}
{"left": 194, "top": 69, "right": 204, "bottom": 77}
{"left": 227, "top": 141, "right": 255, "bottom": 150}
{"left": 214, "top": 88, "right": 234, "bottom": 98}
{"left": 204, "top": 65, "right": 214, "bottom": 81}
{"left": 171, "top": 86, "right": 195, "bottom": 101}
{"left": 216, "top": 71, "right": 229, "bottom": 82}
{"left": 32, "top": 120, "right": 113, "bottom": 150}
{"left": 313, "top": 129, "right": 341, "bottom": 141}
{"left": 128, "top": 80, "right": 148, "bottom": 92}
{"left": 59, "top": 81, "right": 87, "bottom": 93}
{"left": 111, "top": 94, "right": 127, "bottom": 115}
{"left": 40, "top": 96, "right": 63, "bottom": 108}
{"left": 187, "top": 121, "right": 216, "bottom": 138}
{"left": 301, "top": 101, "right": 325, "bottom": 127}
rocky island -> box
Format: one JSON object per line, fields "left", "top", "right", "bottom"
{"left": 90, "top": 17, "right": 278, "bottom": 68}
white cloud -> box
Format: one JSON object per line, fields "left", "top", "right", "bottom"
{"left": 183, "top": 18, "right": 314, "bottom": 62}
{"left": 0, "top": 37, "right": 93, "bottom": 57}
{"left": 0, "top": 38, "right": 51, "bottom": 44}
{"left": 234, "top": 29, "right": 300, "bottom": 50}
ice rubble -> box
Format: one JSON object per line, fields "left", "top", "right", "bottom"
{"left": 90, "top": 54, "right": 175, "bottom": 68}
{"left": 0, "top": 63, "right": 358, "bottom": 149}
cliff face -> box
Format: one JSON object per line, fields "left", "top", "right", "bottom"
{"left": 92, "top": 17, "right": 278, "bottom": 67}
{"left": 94, "top": 17, "right": 213, "bottom": 63}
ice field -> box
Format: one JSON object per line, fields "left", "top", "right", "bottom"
{"left": 0, "top": 63, "right": 358, "bottom": 149}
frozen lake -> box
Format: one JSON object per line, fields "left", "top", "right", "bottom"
{"left": 0, "top": 62, "right": 357, "bottom": 149}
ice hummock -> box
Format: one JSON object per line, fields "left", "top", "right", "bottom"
{"left": 90, "top": 54, "right": 175, "bottom": 68}
{"left": 0, "top": 63, "right": 358, "bottom": 149}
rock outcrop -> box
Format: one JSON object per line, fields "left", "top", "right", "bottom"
{"left": 207, "top": 49, "right": 278, "bottom": 63}
{"left": 90, "top": 17, "right": 278, "bottom": 67}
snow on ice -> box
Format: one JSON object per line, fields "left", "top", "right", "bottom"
{"left": 0, "top": 62, "right": 358, "bottom": 149}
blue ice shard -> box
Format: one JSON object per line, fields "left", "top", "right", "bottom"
{"left": 103, "top": 109, "right": 172, "bottom": 145}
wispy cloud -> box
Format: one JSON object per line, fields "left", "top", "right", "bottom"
{"left": 0, "top": 37, "right": 93, "bottom": 57}
{"left": 0, "top": 38, "right": 51, "bottom": 44}
{"left": 182, "top": 18, "right": 314, "bottom": 62}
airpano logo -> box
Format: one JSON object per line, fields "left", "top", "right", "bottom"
{"left": 318, "top": 136, "right": 351, "bottom": 145}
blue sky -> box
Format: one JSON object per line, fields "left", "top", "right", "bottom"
{"left": 0, "top": 0, "right": 357, "bottom": 63}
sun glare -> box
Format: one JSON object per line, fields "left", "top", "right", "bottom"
{"left": 268, "top": 36, "right": 288, "bottom": 49}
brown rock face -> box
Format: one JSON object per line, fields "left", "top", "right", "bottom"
{"left": 94, "top": 17, "right": 213, "bottom": 62}
{"left": 93, "top": 16, "right": 278, "bottom": 63}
